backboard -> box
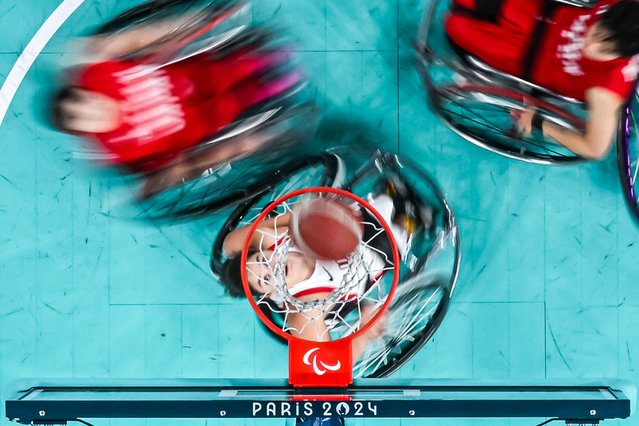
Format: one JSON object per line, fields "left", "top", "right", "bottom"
{"left": 5, "top": 378, "right": 633, "bottom": 424}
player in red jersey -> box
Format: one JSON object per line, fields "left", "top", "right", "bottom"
{"left": 445, "top": 0, "right": 639, "bottom": 159}
{"left": 52, "top": 17, "right": 300, "bottom": 195}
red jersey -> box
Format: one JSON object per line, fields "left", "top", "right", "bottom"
{"left": 74, "top": 50, "right": 278, "bottom": 171}
{"left": 446, "top": 0, "right": 639, "bottom": 100}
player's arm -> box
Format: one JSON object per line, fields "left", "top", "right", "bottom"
{"left": 222, "top": 213, "right": 293, "bottom": 256}
{"left": 537, "top": 88, "right": 624, "bottom": 159}
{"left": 86, "top": 16, "right": 193, "bottom": 59}
{"left": 350, "top": 305, "right": 385, "bottom": 361}
{"left": 287, "top": 309, "right": 331, "bottom": 342}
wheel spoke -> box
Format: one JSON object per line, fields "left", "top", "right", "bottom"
{"left": 440, "top": 84, "right": 582, "bottom": 161}
{"left": 351, "top": 285, "right": 445, "bottom": 377}
{"left": 443, "top": 104, "right": 511, "bottom": 134}
{"left": 520, "top": 134, "right": 573, "bottom": 157}
{"left": 444, "top": 100, "right": 510, "bottom": 133}
{"left": 444, "top": 106, "right": 570, "bottom": 157}
{"left": 387, "top": 290, "right": 441, "bottom": 340}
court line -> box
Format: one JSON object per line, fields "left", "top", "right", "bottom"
{"left": 0, "top": 0, "right": 85, "bottom": 127}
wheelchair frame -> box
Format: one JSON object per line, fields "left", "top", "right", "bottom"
{"left": 83, "top": 0, "right": 319, "bottom": 219}
{"left": 210, "top": 150, "right": 460, "bottom": 378}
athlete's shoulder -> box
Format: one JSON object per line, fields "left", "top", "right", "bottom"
{"left": 584, "top": 57, "right": 639, "bottom": 100}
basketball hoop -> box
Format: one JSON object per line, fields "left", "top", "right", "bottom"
{"left": 240, "top": 186, "right": 400, "bottom": 388}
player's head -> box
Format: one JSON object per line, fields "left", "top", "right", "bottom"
{"left": 218, "top": 250, "right": 280, "bottom": 298}
{"left": 245, "top": 250, "right": 278, "bottom": 295}
{"left": 587, "top": 0, "right": 639, "bottom": 58}
{"left": 218, "top": 254, "right": 260, "bottom": 298}
{"left": 51, "top": 86, "right": 121, "bottom": 133}
{"left": 218, "top": 250, "right": 315, "bottom": 297}
{"left": 247, "top": 250, "right": 318, "bottom": 294}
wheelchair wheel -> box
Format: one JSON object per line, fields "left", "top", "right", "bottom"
{"left": 353, "top": 276, "right": 451, "bottom": 378}
{"left": 617, "top": 87, "right": 639, "bottom": 225}
{"left": 210, "top": 153, "right": 345, "bottom": 276}
{"left": 433, "top": 82, "right": 587, "bottom": 164}
{"left": 332, "top": 150, "right": 459, "bottom": 378}
{"left": 94, "top": 0, "right": 249, "bottom": 63}
{"left": 136, "top": 103, "right": 319, "bottom": 220}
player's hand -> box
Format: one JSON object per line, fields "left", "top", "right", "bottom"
{"left": 512, "top": 106, "right": 537, "bottom": 137}
{"left": 360, "top": 304, "right": 387, "bottom": 340}
{"left": 59, "top": 89, "right": 121, "bottom": 133}
{"left": 351, "top": 304, "right": 387, "bottom": 361}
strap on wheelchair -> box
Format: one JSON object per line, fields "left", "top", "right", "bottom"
{"left": 476, "top": 0, "right": 504, "bottom": 22}
{"left": 522, "top": 0, "right": 559, "bottom": 81}
{"left": 451, "top": 0, "right": 503, "bottom": 22}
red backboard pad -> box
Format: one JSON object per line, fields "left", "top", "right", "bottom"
{"left": 289, "top": 339, "right": 353, "bottom": 387}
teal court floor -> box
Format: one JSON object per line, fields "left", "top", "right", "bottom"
{"left": 0, "top": 0, "right": 638, "bottom": 425}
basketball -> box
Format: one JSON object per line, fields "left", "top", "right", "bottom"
{"left": 290, "top": 197, "right": 363, "bottom": 260}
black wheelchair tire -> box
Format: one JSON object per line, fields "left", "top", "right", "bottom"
{"left": 617, "top": 91, "right": 639, "bottom": 225}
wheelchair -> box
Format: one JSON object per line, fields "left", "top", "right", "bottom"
{"left": 70, "top": 0, "right": 317, "bottom": 220}
{"left": 415, "top": 0, "right": 639, "bottom": 223}
{"left": 210, "top": 149, "right": 460, "bottom": 378}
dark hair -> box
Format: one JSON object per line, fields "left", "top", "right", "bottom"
{"left": 599, "top": 0, "right": 639, "bottom": 57}
{"left": 217, "top": 252, "right": 260, "bottom": 298}
{"left": 51, "top": 86, "right": 77, "bottom": 131}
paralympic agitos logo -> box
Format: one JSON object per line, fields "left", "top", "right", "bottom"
{"left": 303, "top": 347, "right": 341, "bottom": 376}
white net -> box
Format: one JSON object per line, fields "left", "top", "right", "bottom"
{"left": 244, "top": 192, "right": 398, "bottom": 342}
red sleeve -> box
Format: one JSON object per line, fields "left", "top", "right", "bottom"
{"left": 596, "top": 58, "right": 639, "bottom": 100}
